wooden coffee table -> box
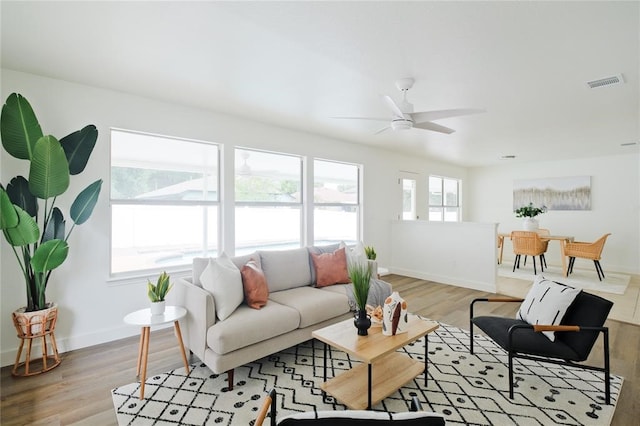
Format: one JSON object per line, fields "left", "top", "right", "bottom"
{"left": 312, "top": 314, "right": 439, "bottom": 410}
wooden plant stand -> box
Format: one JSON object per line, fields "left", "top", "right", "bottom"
{"left": 11, "top": 304, "right": 61, "bottom": 377}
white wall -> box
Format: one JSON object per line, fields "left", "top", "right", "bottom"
{"left": 390, "top": 220, "right": 498, "bottom": 293}
{"left": 0, "top": 70, "right": 468, "bottom": 366}
{"left": 467, "top": 155, "right": 640, "bottom": 274}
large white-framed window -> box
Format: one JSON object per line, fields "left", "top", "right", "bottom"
{"left": 313, "top": 159, "right": 360, "bottom": 245}
{"left": 429, "top": 175, "right": 460, "bottom": 221}
{"left": 110, "top": 129, "right": 220, "bottom": 276}
{"left": 235, "top": 148, "right": 303, "bottom": 254}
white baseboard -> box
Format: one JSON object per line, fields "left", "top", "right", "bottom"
{"left": 389, "top": 267, "right": 496, "bottom": 293}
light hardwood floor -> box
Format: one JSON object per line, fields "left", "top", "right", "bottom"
{"left": 1, "top": 275, "right": 638, "bottom": 425}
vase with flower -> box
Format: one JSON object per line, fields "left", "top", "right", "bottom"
{"left": 514, "top": 202, "right": 547, "bottom": 231}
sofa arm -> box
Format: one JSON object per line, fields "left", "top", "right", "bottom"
{"left": 169, "top": 277, "right": 216, "bottom": 361}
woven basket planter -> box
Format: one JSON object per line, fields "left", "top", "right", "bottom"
{"left": 11, "top": 303, "right": 61, "bottom": 376}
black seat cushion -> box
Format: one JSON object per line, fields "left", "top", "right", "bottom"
{"left": 471, "top": 316, "right": 581, "bottom": 360}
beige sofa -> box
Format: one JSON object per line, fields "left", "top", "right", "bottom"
{"left": 171, "top": 244, "right": 391, "bottom": 389}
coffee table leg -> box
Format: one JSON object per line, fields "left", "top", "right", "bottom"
{"left": 322, "top": 342, "right": 327, "bottom": 399}
{"left": 367, "top": 364, "right": 372, "bottom": 410}
{"left": 425, "top": 336, "right": 429, "bottom": 387}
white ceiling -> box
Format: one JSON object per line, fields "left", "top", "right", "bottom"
{"left": 1, "top": 1, "right": 638, "bottom": 167}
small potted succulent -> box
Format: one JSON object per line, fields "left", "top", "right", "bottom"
{"left": 514, "top": 202, "right": 547, "bottom": 231}
{"left": 147, "top": 271, "right": 172, "bottom": 315}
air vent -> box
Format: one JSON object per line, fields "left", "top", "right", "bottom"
{"left": 586, "top": 74, "right": 624, "bottom": 89}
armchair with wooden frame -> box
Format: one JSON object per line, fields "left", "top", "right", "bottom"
{"left": 254, "top": 389, "right": 446, "bottom": 426}
{"left": 510, "top": 231, "right": 549, "bottom": 275}
{"left": 469, "top": 291, "right": 614, "bottom": 404}
{"left": 564, "top": 233, "right": 611, "bottom": 281}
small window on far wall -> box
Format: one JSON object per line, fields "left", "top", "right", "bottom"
{"left": 429, "top": 175, "right": 460, "bottom": 222}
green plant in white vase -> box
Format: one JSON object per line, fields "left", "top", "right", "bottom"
{"left": 514, "top": 202, "right": 547, "bottom": 231}
{"left": 148, "top": 271, "right": 172, "bottom": 315}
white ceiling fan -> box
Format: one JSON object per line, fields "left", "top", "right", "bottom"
{"left": 333, "top": 78, "right": 484, "bottom": 135}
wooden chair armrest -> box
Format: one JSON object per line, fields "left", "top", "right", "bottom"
{"left": 533, "top": 325, "right": 580, "bottom": 333}
{"left": 470, "top": 297, "right": 524, "bottom": 320}
{"left": 255, "top": 389, "right": 276, "bottom": 426}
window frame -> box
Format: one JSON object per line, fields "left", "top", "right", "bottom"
{"left": 428, "top": 175, "right": 461, "bottom": 222}
{"left": 109, "top": 128, "right": 221, "bottom": 278}
{"left": 234, "top": 147, "right": 304, "bottom": 253}
{"left": 312, "top": 158, "right": 362, "bottom": 245}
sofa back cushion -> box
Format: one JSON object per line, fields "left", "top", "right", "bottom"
{"left": 192, "top": 252, "right": 260, "bottom": 287}
{"left": 259, "top": 247, "right": 312, "bottom": 292}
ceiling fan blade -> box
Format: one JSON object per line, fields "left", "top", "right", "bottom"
{"left": 410, "top": 108, "right": 485, "bottom": 123}
{"left": 374, "top": 126, "right": 390, "bottom": 135}
{"left": 382, "top": 95, "right": 406, "bottom": 120}
{"left": 331, "top": 116, "right": 390, "bottom": 122}
{"left": 413, "top": 121, "right": 456, "bottom": 134}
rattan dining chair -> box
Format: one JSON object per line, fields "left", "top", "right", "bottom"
{"left": 511, "top": 231, "right": 549, "bottom": 275}
{"left": 521, "top": 229, "right": 550, "bottom": 267}
{"left": 564, "top": 233, "right": 611, "bottom": 281}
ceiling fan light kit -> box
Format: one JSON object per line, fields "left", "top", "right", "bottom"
{"left": 334, "top": 77, "right": 484, "bottom": 135}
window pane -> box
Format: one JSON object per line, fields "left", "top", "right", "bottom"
{"left": 402, "top": 178, "right": 417, "bottom": 220}
{"left": 429, "top": 207, "right": 443, "bottom": 221}
{"left": 314, "top": 206, "right": 358, "bottom": 245}
{"left": 111, "top": 130, "right": 218, "bottom": 201}
{"left": 429, "top": 176, "right": 442, "bottom": 206}
{"left": 444, "top": 207, "right": 459, "bottom": 222}
{"left": 314, "top": 160, "right": 358, "bottom": 204}
{"left": 444, "top": 179, "right": 459, "bottom": 207}
{"left": 235, "top": 149, "right": 301, "bottom": 202}
{"left": 235, "top": 206, "right": 301, "bottom": 254}
{"left": 111, "top": 205, "right": 218, "bottom": 274}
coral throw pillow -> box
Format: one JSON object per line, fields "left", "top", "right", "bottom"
{"left": 310, "top": 247, "right": 351, "bottom": 287}
{"left": 241, "top": 259, "right": 269, "bottom": 309}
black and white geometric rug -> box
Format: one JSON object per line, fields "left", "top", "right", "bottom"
{"left": 112, "top": 323, "right": 622, "bottom": 425}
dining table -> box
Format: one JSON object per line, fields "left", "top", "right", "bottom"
{"left": 498, "top": 232, "right": 575, "bottom": 276}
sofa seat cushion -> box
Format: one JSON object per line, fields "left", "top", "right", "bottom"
{"left": 207, "top": 302, "right": 300, "bottom": 355}
{"left": 268, "top": 287, "right": 350, "bottom": 328}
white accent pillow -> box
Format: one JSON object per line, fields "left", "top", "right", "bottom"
{"left": 340, "top": 241, "right": 367, "bottom": 271}
{"left": 516, "top": 275, "right": 581, "bottom": 341}
{"left": 200, "top": 252, "right": 244, "bottom": 321}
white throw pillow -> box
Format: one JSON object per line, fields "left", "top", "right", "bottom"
{"left": 200, "top": 252, "right": 244, "bottom": 321}
{"left": 340, "top": 241, "right": 367, "bottom": 271}
{"left": 516, "top": 275, "right": 581, "bottom": 341}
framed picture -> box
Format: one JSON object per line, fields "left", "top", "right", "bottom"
{"left": 513, "top": 176, "right": 591, "bottom": 211}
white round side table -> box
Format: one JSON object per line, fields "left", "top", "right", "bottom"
{"left": 123, "top": 305, "right": 190, "bottom": 399}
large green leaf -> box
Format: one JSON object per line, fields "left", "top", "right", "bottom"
{"left": 70, "top": 179, "right": 102, "bottom": 225}
{"left": 29, "top": 135, "right": 70, "bottom": 199}
{"left": 31, "top": 239, "right": 68, "bottom": 273}
{"left": 6, "top": 176, "right": 38, "bottom": 217}
{"left": 43, "top": 207, "right": 65, "bottom": 242}
{"left": 2, "top": 205, "right": 39, "bottom": 246}
{"left": 0, "top": 93, "right": 43, "bottom": 160}
{"left": 0, "top": 187, "right": 19, "bottom": 229}
{"left": 60, "top": 125, "right": 98, "bottom": 175}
